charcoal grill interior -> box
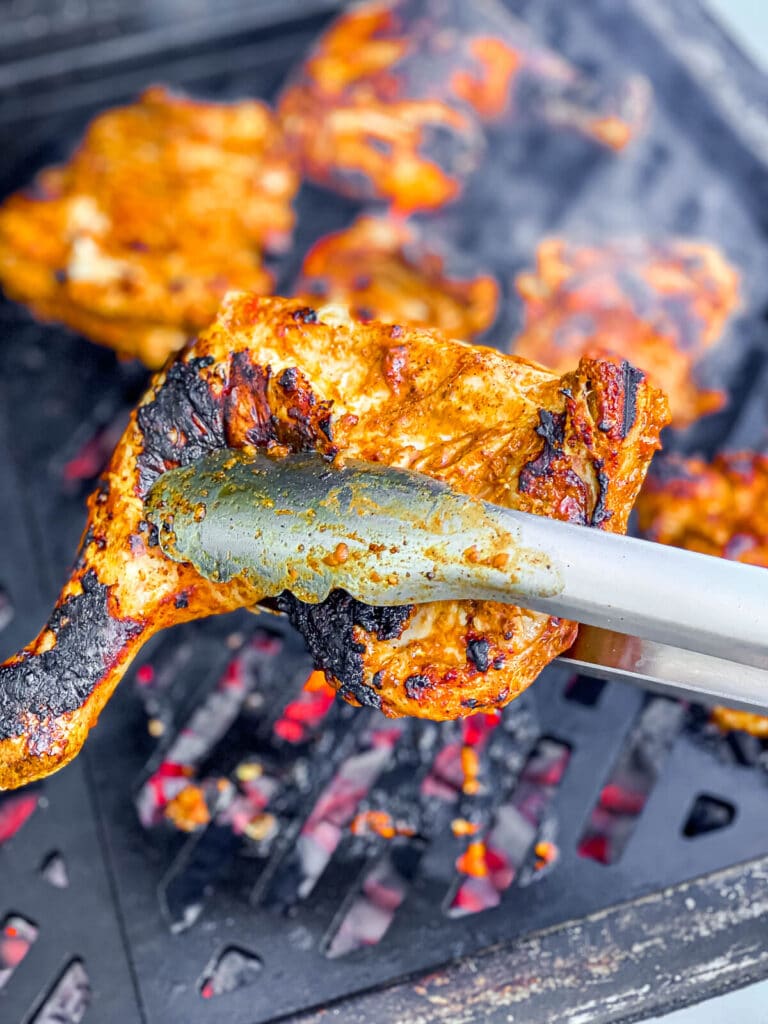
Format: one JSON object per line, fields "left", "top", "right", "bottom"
{"left": 1, "top": 2, "right": 768, "bottom": 1022}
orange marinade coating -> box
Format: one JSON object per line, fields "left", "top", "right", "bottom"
{"left": 514, "top": 238, "right": 740, "bottom": 428}
{"left": 637, "top": 452, "right": 768, "bottom": 737}
{"left": 278, "top": 0, "right": 649, "bottom": 210}
{"left": 293, "top": 215, "right": 499, "bottom": 339}
{"left": 0, "top": 86, "right": 299, "bottom": 368}
{"left": 0, "top": 296, "right": 668, "bottom": 790}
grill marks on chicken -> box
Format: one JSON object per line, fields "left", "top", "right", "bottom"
{"left": 0, "top": 296, "right": 669, "bottom": 789}
{"left": 293, "top": 214, "right": 499, "bottom": 339}
{"left": 0, "top": 87, "right": 298, "bottom": 368}
{"left": 514, "top": 238, "right": 740, "bottom": 428}
{"left": 637, "top": 452, "right": 768, "bottom": 738}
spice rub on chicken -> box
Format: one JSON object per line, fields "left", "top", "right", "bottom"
{"left": 514, "top": 238, "right": 740, "bottom": 428}
{"left": 637, "top": 452, "right": 768, "bottom": 738}
{"left": 293, "top": 214, "right": 499, "bottom": 339}
{"left": 0, "top": 87, "right": 298, "bottom": 368}
{"left": 0, "top": 295, "right": 669, "bottom": 789}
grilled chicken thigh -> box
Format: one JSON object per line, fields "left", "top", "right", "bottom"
{"left": 293, "top": 214, "right": 498, "bottom": 339}
{"left": 0, "top": 296, "right": 668, "bottom": 789}
{"left": 514, "top": 238, "right": 740, "bottom": 428}
{"left": 0, "top": 87, "right": 298, "bottom": 367}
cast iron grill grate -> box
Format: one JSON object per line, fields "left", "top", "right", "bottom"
{"left": 1, "top": 2, "right": 768, "bottom": 1022}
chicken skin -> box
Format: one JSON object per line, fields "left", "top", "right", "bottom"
{"left": 0, "top": 87, "right": 298, "bottom": 368}
{"left": 278, "top": 0, "right": 648, "bottom": 210}
{"left": 0, "top": 296, "right": 669, "bottom": 789}
{"left": 514, "top": 238, "right": 740, "bottom": 428}
{"left": 637, "top": 451, "right": 768, "bottom": 737}
{"left": 293, "top": 214, "right": 499, "bottom": 338}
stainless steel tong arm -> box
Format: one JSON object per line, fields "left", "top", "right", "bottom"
{"left": 145, "top": 450, "right": 768, "bottom": 676}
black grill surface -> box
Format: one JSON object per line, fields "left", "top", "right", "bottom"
{"left": 1, "top": 2, "right": 768, "bottom": 1023}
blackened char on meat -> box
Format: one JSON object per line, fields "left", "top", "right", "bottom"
{"left": 136, "top": 357, "right": 224, "bottom": 497}
{"left": 517, "top": 409, "right": 566, "bottom": 493}
{"left": 0, "top": 571, "right": 141, "bottom": 741}
{"left": 277, "top": 590, "right": 413, "bottom": 709}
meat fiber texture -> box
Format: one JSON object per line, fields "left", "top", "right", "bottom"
{"left": 0, "top": 296, "right": 669, "bottom": 789}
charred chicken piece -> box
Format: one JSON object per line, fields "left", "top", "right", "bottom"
{"left": 514, "top": 238, "right": 740, "bottom": 428}
{"left": 278, "top": 0, "right": 649, "bottom": 209}
{"left": 0, "top": 295, "right": 669, "bottom": 789}
{"left": 293, "top": 214, "right": 499, "bottom": 338}
{"left": 637, "top": 451, "right": 768, "bottom": 737}
{"left": 0, "top": 87, "right": 298, "bottom": 368}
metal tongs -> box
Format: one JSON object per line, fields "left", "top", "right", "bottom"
{"left": 146, "top": 450, "right": 768, "bottom": 714}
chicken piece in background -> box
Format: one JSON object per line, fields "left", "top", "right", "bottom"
{"left": 0, "top": 87, "right": 299, "bottom": 368}
{"left": 0, "top": 294, "right": 668, "bottom": 790}
{"left": 278, "top": 0, "right": 649, "bottom": 211}
{"left": 637, "top": 451, "right": 768, "bottom": 737}
{"left": 293, "top": 214, "right": 499, "bottom": 339}
{"left": 514, "top": 238, "right": 740, "bottom": 428}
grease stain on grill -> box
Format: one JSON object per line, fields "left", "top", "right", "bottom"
{"left": 30, "top": 958, "right": 90, "bottom": 1024}
{"left": 200, "top": 946, "right": 263, "bottom": 999}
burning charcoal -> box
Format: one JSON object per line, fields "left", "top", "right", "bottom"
{"left": 273, "top": 669, "right": 337, "bottom": 746}
{"left": 295, "top": 726, "right": 401, "bottom": 899}
{"left": 30, "top": 959, "right": 90, "bottom": 1024}
{"left": 450, "top": 736, "right": 570, "bottom": 915}
{"left": 0, "top": 915, "right": 38, "bottom": 992}
{"left": 0, "top": 791, "right": 38, "bottom": 846}
{"left": 326, "top": 851, "right": 411, "bottom": 957}
{"left": 60, "top": 409, "right": 130, "bottom": 491}
{"left": 683, "top": 794, "right": 735, "bottom": 838}
{"left": 514, "top": 238, "right": 740, "bottom": 428}
{"left": 135, "top": 632, "right": 284, "bottom": 830}
{"left": 200, "top": 947, "right": 262, "bottom": 999}
{"left": 579, "top": 698, "right": 683, "bottom": 865}
{"left": 293, "top": 214, "right": 498, "bottom": 339}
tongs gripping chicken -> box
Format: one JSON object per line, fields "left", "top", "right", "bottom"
{"left": 0, "top": 296, "right": 669, "bottom": 789}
